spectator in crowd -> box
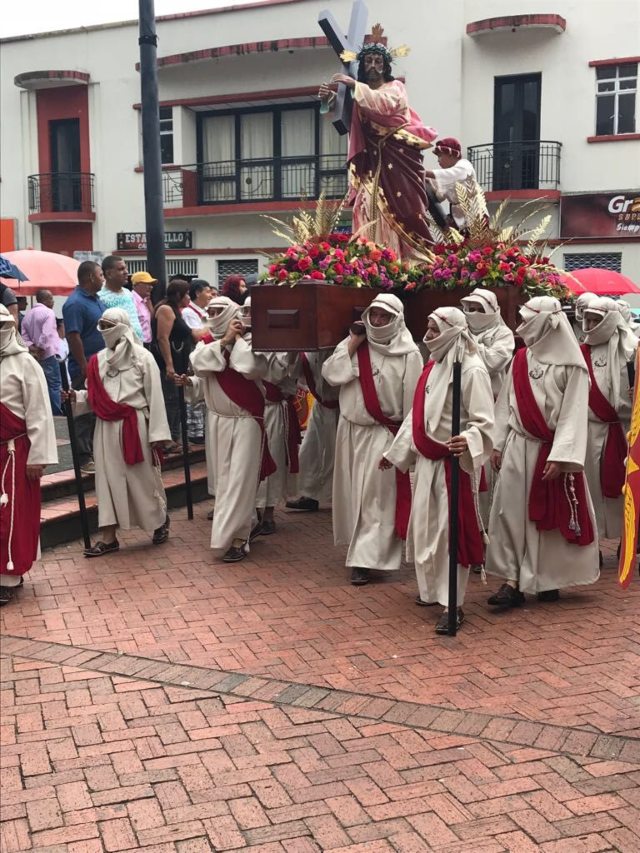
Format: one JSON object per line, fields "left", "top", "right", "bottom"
{"left": 131, "top": 271, "right": 156, "bottom": 347}
{"left": 153, "top": 279, "right": 206, "bottom": 450}
{"left": 62, "top": 261, "right": 106, "bottom": 474}
{"left": 16, "top": 296, "right": 28, "bottom": 333}
{"left": 182, "top": 279, "right": 212, "bottom": 329}
{"left": 100, "top": 255, "right": 144, "bottom": 340}
{"left": 0, "top": 304, "right": 57, "bottom": 606}
{"left": 182, "top": 279, "right": 213, "bottom": 444}
{"left": 20, "top": 289, "right": 63, "bottom": 415}
{"left": 221, "top": 274, "right": 248, "bottom": 306}
{"left": 0, "top": 282, "right": 18, "bottom": 322}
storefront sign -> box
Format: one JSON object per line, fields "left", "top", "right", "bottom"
{"left": 116, "top": 231, "right": 193, "bottom": 251}
{"left": 561, "top": 192, "right": 640, "bottom": 238}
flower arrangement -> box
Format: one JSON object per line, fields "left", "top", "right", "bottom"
{"left": 260, "top": 190, "right": 571, "bottom": 299}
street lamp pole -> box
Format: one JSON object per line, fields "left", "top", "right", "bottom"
{"left": 138, "top": 0, "right": 166, "bottom": 300}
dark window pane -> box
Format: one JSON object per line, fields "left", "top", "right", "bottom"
{"left": 159, "top": 106, "right": 173, "bottom": 121}
{"left": 618, "top": 93, "right": 636, "bottom": 133}
{"left": 597, "top": 81, "right": 615, "bottom": 92}
{"left": 596, "top": 95, "right": 615, "bottom": 135}
{"left": 160, "top": 134, "right": 174, "bottom": 164}
{"left": 620, "top": 78, "right": 637, "bottom": 90}
{"left": 618, "top": 63, "right": 638, "bottom": 77}
{"left": 596, "top": 66, "right": 616, "bottom": 80}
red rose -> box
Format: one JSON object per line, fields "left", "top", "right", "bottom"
{"left": 310, "top": 270, "right": 325, "bottom": 280}
{"left": 278, "top": 269, "right": 288, "bottom": 281}
{"left": 269, "top": 264, "right": 278, "bottom": 275}
{"left": 297, "top": 257, "right": 312, "bottom": 272}
{"left": 309, "top": 246, "right": 320, "bottom": 259}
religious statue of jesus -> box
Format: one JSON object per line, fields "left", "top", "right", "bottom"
{"left": 319, "top": 24, "right": 438, "bottom": 261}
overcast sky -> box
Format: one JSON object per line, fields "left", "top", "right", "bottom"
{"left": 0, "top": 0, "right": 261, "bottom": 38}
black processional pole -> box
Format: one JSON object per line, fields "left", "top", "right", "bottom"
{"left": 138, "top": 0, "right": 166, "bottom": 304}
{"left": 447, "top": 361, "right": 462, "bottom": 637}
{"left": 59, "top": 362, "right": 91, "bottom": 550}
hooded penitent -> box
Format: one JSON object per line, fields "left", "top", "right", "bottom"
{"left": 361, "top": 293, "right": 416, "bottom": 355}
{"left": 0, "top": 304, "right": 27, "bottom": 358}
{"left": 460, "top": 288, "right": 507, "bottom": 334}
{"left": 422, "top": 306, "right": 476, "bottom": 435}
{"left": 97, "top": 308, "right": 142, "bottom": 373}
{"left": 574, "top": 292, "right": 598, "bottom": 322}
{"left": 205, "top": 296, "right": 241, "bottom": 338}
{"left": 517, "top": 296, "right": 587, "bottom": 369}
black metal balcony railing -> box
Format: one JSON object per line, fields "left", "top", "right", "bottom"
{"left": 28, "top": 172, "right": 95, "bottom": 215}
{"left": 467, "top": 141, "right": 562, "bottom": 193}
{"left": 162, "top": 154, "right": 348, "bottom": 208}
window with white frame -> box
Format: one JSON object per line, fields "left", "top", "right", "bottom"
{"left": 160, "top": 106, "right": 174, "bottom": 165}
{"left": 595, "top": 63, "right": 637, "bottom": 136}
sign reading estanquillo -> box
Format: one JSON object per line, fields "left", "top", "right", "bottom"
{"left": 116, "top": 231, "right": 193, "bottom": 251}
{"left": 561, "top": 193, "right": 640, "bottom": 239}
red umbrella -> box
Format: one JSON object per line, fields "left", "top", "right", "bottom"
{"left": 560, "top": 267, "right": 640, "bottom": 296}
{"left": 0, "top": 250, "right": 80, "bottom": 296}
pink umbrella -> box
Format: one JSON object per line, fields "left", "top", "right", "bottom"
{"left": 560, "top": 267, "right": 640, "bottom": 296}
{"left": 0, "top": 250, "right": 80, "bottom": 296}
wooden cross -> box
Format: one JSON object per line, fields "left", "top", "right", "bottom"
{"left": 318, "top": 0, "right": 369, "bottom": 135}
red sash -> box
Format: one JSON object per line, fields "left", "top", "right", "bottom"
{"left": 301, "top": 353, "right": 338, "bottom": 409}
{"left": 357, "top": 343, "right": 411, "bottom": 539}
{"left": 0, "top": 403, "right": 41, "bottom": 575}
{"left": 411, "top": 361, "right": 484, "bottom": 567}
{"left": 263, "top": 381, "right": 302, "bottom": 474}
{"left": 215, "top": 350, "right": 276, "bottom": 481}
{"left": 580, "top": 344, "right": 627, "bottom": 499}
{"left": 86, "top": 356, "right": 144, "bottom": 466}
{"left": 512, "top": 349, "right": 594, "bottom": 545}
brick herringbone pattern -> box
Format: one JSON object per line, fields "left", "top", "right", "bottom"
{"left": 1, "top": 507, "right": 639, "bottom": 850}
{"left": 2, "top": 654, "right": 639, "bottom": 852}
{"left": 2, "top": 508, "right": 638, "bottom": 734}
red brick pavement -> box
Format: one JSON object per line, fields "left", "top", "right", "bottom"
{"left": 2, "top": 652, "right": 640, "bottom": 852}
{"left": 2, "top": 508, "right": 638, "bottom": 735}
{"left": 1, "top": 506, "right": 639, "bottom": 850}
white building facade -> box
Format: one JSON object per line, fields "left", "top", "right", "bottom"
{"left": 1, "top": 0, "right": 638, "bottom": 286}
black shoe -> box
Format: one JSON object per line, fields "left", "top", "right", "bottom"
{"left": 487, "top": 583, "right": 524, "bottom": 609}
{"left": 350, "top": 567, "right": 370, "bottom": 586}
{"left": 84, "top": 539, "right": 120, "bottom": 558}
{"left": 599, "top": 550, "right": 604, "bottom": 568}
{"left": 285, "top": 497, "right": 319, "bottom": 512}
{"left": 537, "top": 589, "right": 559, "bottom": 602}
{"left": 223, "top": 544, "right": 247, "bottom": 563}
{"left": 415, "top": 595, "right": 437, "bottom": 607}
{"left": 471, "top": 564, "right": 483, "bottom": 575}
{"left": 207, "top": 508, "right": 214, "bottom": 521}
{"left": 435, "top": 608, "right": 465, "bottom": 635}
{"left": 152, "top": 515, "right": 170, "bottom": 545}
{"left": 261, "top": 519, "right": 276, "bottom": 535}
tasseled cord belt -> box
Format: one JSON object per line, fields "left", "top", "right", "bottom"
{"left": 0, "top": 435, "right": 25, "bottom": 572}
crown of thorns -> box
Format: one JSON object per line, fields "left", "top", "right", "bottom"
{"left": 340, "top": 24, "right": 410, "bottom": 64}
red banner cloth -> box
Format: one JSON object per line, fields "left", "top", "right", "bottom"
{"left": 356, "top": 343, "right": 411, "bottom": 539}
{"left": 411, "top": 361, "right": 484, "bottom": 567}
{"left": 263, "top": 381, "right": 302, "bottom": 474}
{"left": 215, "top": 350, "right": 276, "bottom": 481}
{"left": 512, "top": 349, "right": 594, "bottom": 546}
{"left": 86, "top": 355, "right": 144, "bottom": 465}
{"left": 0, "top": 403, "right": 40, "bottom": 575}
{"left": 580, "top": 344, "right": 627, "bottom": 499}
{"left": 301, "top": 354, "right": 338, "bottom": 409}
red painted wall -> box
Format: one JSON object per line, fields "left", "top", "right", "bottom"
{"left": 36, "top": 85, "right": 91, "bottom": 174}
{"left": 40, "top": 223, "right": 93, "bottom": 254}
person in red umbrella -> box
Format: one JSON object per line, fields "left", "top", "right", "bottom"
{"left": 581, "top": 297, "right": 638, "bottom": 548}
{"left": 0, "top": 305, "right": 58, "bottom": 605}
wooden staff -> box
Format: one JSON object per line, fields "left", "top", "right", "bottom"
{"left": 59, "top": 360, "right": 91, "bottom": 550}
{"left": 447, "top": 360, "right": 462, "bottom": 636}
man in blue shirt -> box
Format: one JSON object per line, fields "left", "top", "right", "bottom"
{"left": 62, "top": 261, "right": 106, "bottom": 474}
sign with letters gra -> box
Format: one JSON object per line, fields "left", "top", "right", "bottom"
{"left": 116, "top": 231, "right": 193, "bottom": 251}
{"left": 561, "top": 192, "right": 640, "bottom": 239}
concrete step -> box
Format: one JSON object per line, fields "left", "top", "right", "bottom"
{"left": 40, "top": 459, "right": 211, "bottom": 549}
